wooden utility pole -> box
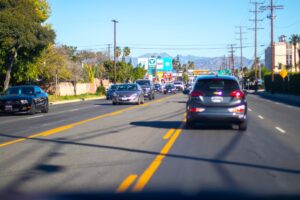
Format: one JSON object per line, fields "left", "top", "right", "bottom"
{"left": 228, "top": 44, "right": 236, "bottom": 75}
{"left": 112, "top": 20, "right": 118, "bottom": 84}
{"left": 107, "top": 44, "right": 111, "bottom": 61}
{"left": 260, "top": 0, "right": 283, "bottom": 82}
{"left": 249, "top": 1, "right": 264, "bottom": 80}
{"left": 236, "top": 26, "right": 247, "bottom": 76}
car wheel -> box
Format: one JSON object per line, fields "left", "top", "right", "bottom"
{"left": 28, "top": 102, "right": 36, "bottom": 115}
{"left": 186, "top": 118, "right": 195, "bottom": 129}
{"left": 239, "top": 120, "right": 247, "bottom": 131}
{"left": 136, "top": 98, "right": 141, "bottom": 105}
{"left": 149, "top": 95, "right": 152, "bottom": 100}
{"left": 112, "top": 101, "right": 116, "bottom": 105}
{"left": 152, "top": 94, "right": 155, "bottom": 99}
{"left": 41, "top": 101, "right": 49, "bottom": 113}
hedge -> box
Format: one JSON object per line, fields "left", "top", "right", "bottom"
{"left": 264, "top": 73, "right": 300, "bottom": 95}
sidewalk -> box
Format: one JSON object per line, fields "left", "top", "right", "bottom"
{"left": 246, "top": 89, "right": 300, "bottom": 107}
{"left": 50, "top": 96, "right": 106, "bottom": 105}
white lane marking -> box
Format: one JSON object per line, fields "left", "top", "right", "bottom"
{"left": 275, "top": 102, "right": 280, "bottom": 105}
{"left": 258, "top": 115, "right": 264, "bottom": 119}
{"left": 275, "top": 126, "right": 286, "bottom": 134}
{"left": 248, "top": 108, "right": 253, "bottom": 112}
{"left": 69, "top": 109, "right": 79, "bottom": 112}
{"left": 27, "top": 115, "right": 44, "bottom": 119}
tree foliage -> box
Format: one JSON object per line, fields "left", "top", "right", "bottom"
{"left": 0, "top": 0, "right": 55, "bottom": 89}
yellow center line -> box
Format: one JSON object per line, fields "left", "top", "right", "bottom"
{"left": 132, "top": 122, "right": 184, "bottom": 192}
{"left": 116, "top": 174, "right": 138, "bottom": 193}
{"left": 163, "top": 128, "right": 175, "bottom": 140}
{"left": 0, "top": 95, "right": 177, "bottom": 149}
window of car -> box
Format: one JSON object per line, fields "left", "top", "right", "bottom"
{"left": 194, "top": 78, "right": 240, "bottom": 96}
{"left": 136, "top": 80, "right": 150, "bottom": 86}
{"left": 5, "top": 87, "right": 34, "bottom": 95}
{"left": 117, "top": 84, "right": 137, "bottom": 91}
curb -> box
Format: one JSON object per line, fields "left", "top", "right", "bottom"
{"left": 50, "top": 96, "right": 106, "bottom": 105}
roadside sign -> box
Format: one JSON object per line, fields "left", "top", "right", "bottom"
{"left": 279, "top": 69, "right": 288, "bottom": 79}
{"left": 217, "top": 69, "right": 231, "bottom": 75}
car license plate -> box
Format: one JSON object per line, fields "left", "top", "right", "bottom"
{"left": 121, "top": 97, "right": 128, "bottom": 101}
{"left": 5, "top": 105, "right": 13, "bottom": 111}
{"left": 211, "top": 96, "right": 223, "bottom": 103}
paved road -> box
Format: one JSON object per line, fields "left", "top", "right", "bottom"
{"left": 0, "top": 93, "right": 300, "bottom": 198}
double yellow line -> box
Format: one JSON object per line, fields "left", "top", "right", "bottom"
{"left": 116, "top": 118, "right": 185, "bottom": 193}
{"left": 0, "top": 95, "right": 177, "bottom": 148}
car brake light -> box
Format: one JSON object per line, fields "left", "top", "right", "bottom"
{"left": 230, "top": 90, "right": 245, "bottom": 98}
{"left": 189, "top": 107, "right": 205, "bottom": 112}
{"left": 228, "top": 105, "right": 245, "bottom": 113}
{"left": 190, "top": 91, "right": 204, "bottom": 97}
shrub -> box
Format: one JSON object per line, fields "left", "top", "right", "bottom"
{"left": 96, "top": 86, "right": 106, "bottom": 95}
{"left": 264, "top": 73, "right": 300, "bottom": 95}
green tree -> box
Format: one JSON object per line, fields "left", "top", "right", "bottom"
{"left": 122, "top": 46, "right": 131, "bottom": 62}
{"left": 83, "top": 64, "right": 96, "bottom": 83}
{"left": 132, "top": 67, "right": 146, "bottom": 81}
{"left": 182, "top": 73, "right": 189, "bottom": 84}
{"left": 187, "top": 61, "right": 195, "bottom": 69}
{"left": 115, "top": 46, "right": 122, "bottom": 59}
{"left": 0, "top": 0, "right": 55, "bottom": 90}
{"left": 289, "top": 34, "right": 300, "bottom": 72}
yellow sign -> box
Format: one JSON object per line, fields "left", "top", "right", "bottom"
{"left": 192, "top": 70, "right": 211, "bottom": 75}
{"left": 279, "top": 69, "right": 288, "bottom": 79}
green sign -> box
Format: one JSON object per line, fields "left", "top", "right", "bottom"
{"left": 217, "top": 69, "right": 231, "bottom": 75}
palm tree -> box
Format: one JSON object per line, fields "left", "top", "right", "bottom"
{"left": 289, "top": 34, "right": 300, "bottom": 72}
{"left": 115, "top": 46, "right": 122, "bottom": 59}
{"left": 122, "top": 46, "right": 131, "bottom": 62}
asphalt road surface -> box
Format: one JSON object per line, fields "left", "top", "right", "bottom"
{"left": 0, "top": 93, "right": 300, "bottom": 198}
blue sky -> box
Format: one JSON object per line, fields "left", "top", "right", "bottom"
{"left": 47, "top": 0, "right": 300, "bottom": 59}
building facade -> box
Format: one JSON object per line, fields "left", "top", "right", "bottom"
{"left": 265, "top": 35, "right": 299, "bottom": 73}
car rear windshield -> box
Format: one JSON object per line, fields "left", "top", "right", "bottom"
{"left": 136, "top": 80, "right": 150, "bottom": 86}
{"left": 194, "top": 78, "right": 240, "bottom": 96}
{"left": 5, "top": 87, "right": 34, "bottom": 95}
{"left": 110, "top": 85, "right": 118, "bottom": 90}
{"left": 117, "top": 84, "right": 137, "bottom": 91}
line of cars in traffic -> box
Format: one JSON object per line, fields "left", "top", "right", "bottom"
{"left": 106, "top": 80, "right": 188, "bottom": 105}
{"left": 0, "top": 75, "right": 248, "bottom": 131}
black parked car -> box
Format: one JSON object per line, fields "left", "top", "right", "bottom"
{"left": 135, "top": 79, "right": 155, "bottom": 100}
{"left": 0, "top": 85, "right": 49, "bottom": 115}
{"left": 185, "top": 75, "right": 247, "bottom": 130}
{"left": 106, "top": 84, "right": 118, "bottom": 100}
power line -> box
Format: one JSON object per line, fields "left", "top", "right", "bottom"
{"left": 249, "top": 1, "right": 264, "bottom": 80}
{"left": 236, "top": 26, "right": 247, "bottom": 74}
{"left": 260, "top": 0, "right": 284, "bottom": 82}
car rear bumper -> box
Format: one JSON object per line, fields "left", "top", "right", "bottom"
{"left": 187, "top": 109, "right": 247, "bottom": 124}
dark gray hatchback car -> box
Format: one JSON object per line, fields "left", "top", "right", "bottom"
{"left": 185, "top": 75, "right": 247, "bottom": 130}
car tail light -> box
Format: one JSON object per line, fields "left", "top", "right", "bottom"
{"left": 190, "top": 91, "right": 204, "bottom": 97}
{"left": 230, "top": 90, "right": 245, "bottom": 99}
{"left": 228, "top": 105, "right": 245, "bottom": 113}
{"left": 189, "top": 107, "right": 205, "bottom": 113}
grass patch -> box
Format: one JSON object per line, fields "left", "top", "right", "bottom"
{"left": 49, "top": 93, "right": 103, "bottom": 102}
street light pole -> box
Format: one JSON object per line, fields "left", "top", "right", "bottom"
{"left": 112, "top": 19, "right": 118, "bottom": 84}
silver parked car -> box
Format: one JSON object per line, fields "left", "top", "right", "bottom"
{"left": 112, "top": 83, "right": 145, "bottom": 105}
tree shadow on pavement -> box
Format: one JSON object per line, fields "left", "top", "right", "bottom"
{"left": 1, "top": 133, "right": 300, "bottom": 176}
{"left": 253, "top": 92, "right": 300, "bottom": 108}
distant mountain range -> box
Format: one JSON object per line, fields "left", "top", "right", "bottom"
{"left": 128, "top": 52, "right": 254, "bottom": 70}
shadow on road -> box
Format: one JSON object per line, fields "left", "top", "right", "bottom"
{"left": 1, "top": 133, "right": 300, "bottom": 177}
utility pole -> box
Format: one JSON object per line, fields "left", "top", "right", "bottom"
{"left": 228, "top": 44, "right": 236, "bottom": 75}
{"left": 112, "top": 20, "right": 118, "bottom": 84}
{"left": 107, "top": 44, "right": 111, "bottom": 61}
{"left": 235, "top": 26, "right": 247, "bottom": 76}
{"left": 249, "top": 1, "right": 264, "bottom": 81}
{"left": 261, "top": 0, "right": 284, "bottom": 82}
